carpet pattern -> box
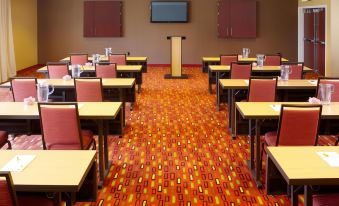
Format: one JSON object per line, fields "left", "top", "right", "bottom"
{"left": 0, "top": 67, "right": 336, "bottom": 206}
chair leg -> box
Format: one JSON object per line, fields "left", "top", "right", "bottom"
{"left": 335, "top": 135, "right": 339, "bottom": 146}
{"left": 7, "top": 140, "right": 12, "bottom": 149}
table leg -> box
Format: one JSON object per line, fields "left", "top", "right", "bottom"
{"left": 119, "top": 88, "right": 126, "bottom": 126}
{"left": 228, "top": 89, "right": 231, "bottom": 131}
{"left": 216, "top": 72, "right": 220, "bottom": 111}
{"left": 98, "top": 119, "right": 105, "bottom": 187}
{"left": 104, "top": 120, "right": 111, "bottom": 170}
{"left": 254, "top": 119, "right": 263, "bottom": 187}
{"left": 304, "top": 185, "right": 312, "bottom": 206}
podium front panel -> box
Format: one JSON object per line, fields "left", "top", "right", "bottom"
{"left": 171, "top": 37, "right": 182, "bottom": 77}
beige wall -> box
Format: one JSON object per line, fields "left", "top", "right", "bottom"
{"left": 11, "top": 0, "right": 38, "bottom": 71}
{"left": 330, "top": 0, "right": 339, "bottom": 76}
{"left": 38, "top": 0, "right": 298, "bottom": 64}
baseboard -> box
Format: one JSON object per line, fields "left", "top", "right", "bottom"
{"left": 17, "top": 64, "right": 45, "bottom": 76}
{"left": 148, "top": 64, "right": 202, "bottom": 67}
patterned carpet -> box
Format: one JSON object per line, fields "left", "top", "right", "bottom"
{"left": 0, "top": 66, "right": 336, "bottom": 206}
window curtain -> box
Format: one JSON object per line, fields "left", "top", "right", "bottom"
{"left": 0, "top": 0, "right": 16, "bottom": 82}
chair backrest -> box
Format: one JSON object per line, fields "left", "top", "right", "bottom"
{"left": 109, "top": 54, "right": 126, "bottom": 65}
{"left": 248, "top": 77, "right": 277, "bottom": 102}
{"left": 316, "top": 77, "right": 339, "bottom": 102}
{"left": 220, "top": 54, "right": 238, "bottom": 66}
{"left": 10, "top": 78, "right": 37, "bottom": 102}
{"left": 282, "top": 62, "right": 304, "bottom": 79}
{"left": 70, "top": 53, "right": 88, "bottom": 65}
{"left": 74, "top": 78, "right": 103, "bottom": 102}
{"left": 38, "top": 103, "right": 84, "bottom": 150}
{"left": 264, "top": 54, "right": 281, "bottom": 66}
{"left": 95, "top": 63, "right": 117, "bottom": 78}
{"left": 230, "top": 62, "right": 252, "bottom": 79}
{"left": 277, "top": 105, "right": 322, "bottom": 146}
{"left": 47, "top": 62, "right": 69, "bottom": 78}
{"left": 0, "top": 172, "right": 18, "bottom": 206}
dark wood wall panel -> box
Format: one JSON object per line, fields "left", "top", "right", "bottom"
{"left": 229, "top": 0, "right": 256, "bottom": 38}
{"left": 84, "top": 1, "right": 122, "bottom": 37}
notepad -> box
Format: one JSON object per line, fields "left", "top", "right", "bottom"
{"left": 1, "top": 155, "right": 36, "bottom": 172}
{"left": 317, "top": 152, "right": 339, "bottom": 167}
{"left": 244, "top": 80, "right": 249, "bottom": 85}
{"left": 270, "top": 104, "right": 281, "bottom": 112}
{"left": 308, "top": 80, "right": 318, "bottom": 85}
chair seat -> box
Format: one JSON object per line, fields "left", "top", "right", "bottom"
{"left": 264, "top": 131, "right": 278, "bottom": 146}
{"left": 0, "top": 131, "right": 8, "bottom": 146}
{"left": 48, "top": 130, "right": 94, "bottom": 150}
{"left": 313, "top": 194, "right": 339, "bottom": 206}
{"left": 17, "top": 193, "right": 55, "bottom": 206}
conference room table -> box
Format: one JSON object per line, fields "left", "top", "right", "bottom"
{"left": 0, "top": 150, "right": 97, "bottom": 206}
{"left": 0, "top": 78, "right": 136, "bottom": 111}
{"left": 201, "top": 56, "right": 289, "bottom": 73}
{"left": 0, "top": 102, "right": 123, "bottom": 186}
{"left": 208, "top": 64, "right": 313, "bottom": 94}
{"left": 37, "top": 65, "right": 143, "bottom": 93}
{"left": 266, "top": 146, "right": 339, "bottom": 206}
{"left": 219, "top": 79, "right": 318, "bottom": 136}
{"left": 235, "top": 102, "right": 339, "bottom": 188}
{"left": 61, "top": 55, "right": 148, "bottom": 73}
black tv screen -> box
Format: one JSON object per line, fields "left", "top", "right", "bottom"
{"left": 151, "top": 1, "right": 188, "bottom": 23}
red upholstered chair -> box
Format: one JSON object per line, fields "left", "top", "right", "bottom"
{"left": 0, "top": 131, "right": 11, "bottom": 149}
{"left": 316, "top": 77, "right": 339, "bottom": 102}
{"left": 0, "top": 171, "right": 57, "bottom": 206}
{"left": 282, "top": 62, "right": 304, "bottom": 79}
{"left": 248, "top": 77, "right": 278, "bottom": 102}
{"left": 38, "top": 103, "right": 96, "bottom": 150}
{"left": 95, "top": 63, "right": 117, "bottom": 78}
{"left": 0, "top": 171, "right": 17, "bottom": 206}
{"left": 74, "top": 78, "right": 103, "bottom": 102}
{"left": 263, "top": 105, "right": 322, "bottom": 147}
{"left": 109, "top": 54, "right": 126, "bottom": 65}
{"left": 220, "top": 54, "right": 238, "bottom": 66}
{"left": 230, "top": 62, "right": 252, "bottom": 79}
{"left": 313, "top": 194, "right": 339, "bottom": 206}
{"left": 10, "top": 78, "right": 37, "bottom": 102}
{"left": 70, "top": 53, "right": 88, "bottom": 65}
{"left": 47, "top": 62, "right": 69, "bottom": 78}
{"left": 264, "top": 54, "right": 281, "bottom": 66}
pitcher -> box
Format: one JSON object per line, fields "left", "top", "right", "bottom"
{"left": 242, "top": 48, "right": 250, "bottom": 58}
{"left": 71, "top": 64, "right": 83, "bottom": 78}
{"left": 280, "top": 65, "right": 292, "bottom": 81}
{"left": 105, "top": 47, "right": 112, "bottom": 56}
{"left": 319, "top": 83, "right": 334, "bottom": 105}
{"left": 256, "top": 54, "right": 265, "bottom": 67}
{"left": 37, "top": 81, "right": 54, "bottom": 102}
{"left": 92, "top": 54, "right": 100, "bottom": 64}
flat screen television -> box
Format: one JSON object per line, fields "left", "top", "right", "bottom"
{"left": 151, "top": 1, "right": 189, "bottom": 23}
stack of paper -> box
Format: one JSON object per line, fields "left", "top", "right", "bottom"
{"left": 317, "top": 152, "right": 339, "bottom": 167}
{"left": 0, "top": 155, "right": 36, "bottom": 172}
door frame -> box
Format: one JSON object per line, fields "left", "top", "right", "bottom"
{"left": 298, "top": 5, "right": 326, "bottom": 73}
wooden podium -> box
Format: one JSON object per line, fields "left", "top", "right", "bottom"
{"left": 164, "top": 36, "right": 188, "bottom": 79}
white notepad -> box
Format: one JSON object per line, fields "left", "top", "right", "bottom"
{"left": 1, "top": 155, "right": 36, "bottom": 172}
{"left": 244, "top": 80, "right": 249, "bottom": 85}
{"left": 270, "top": 104, "right": 281, "bottom": 112}
{"left": 317, "top": 152, "right": 339, "bottom": 167}
{"left": 308, "top": 80, "right": 318, "bottom": 85}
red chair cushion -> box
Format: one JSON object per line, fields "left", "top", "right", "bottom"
{"left": 264, "top": 131, "right": 278, "bottom": 146}
{"left": 81, "top": 130, "right": 95, "bottom": 149}
{"left": 313, "top": 194, "right": 339, "bottom": 206}
{"left": 0, "top": 131, "right": 8, "bottom": 146}
{"left": 0, "top": 180, "right": 14, "bottom": 206}
{"left": 17, "top": 193, "right": 54, "bottom": 206}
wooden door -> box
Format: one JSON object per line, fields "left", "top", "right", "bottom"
{"left": 229, "top": 0, "right": 256, "bottom": 38}
{"left": 217, "top": 0, "right": 229, "bottom": 38}
{"left": 84, "top": 1, "right": 122, "bottom": 37}
{"left": 304, "top": 9, "right": 314, "bottom": 40}
{"left": 304, "top": 40, "right": 314, "bottom": 69}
